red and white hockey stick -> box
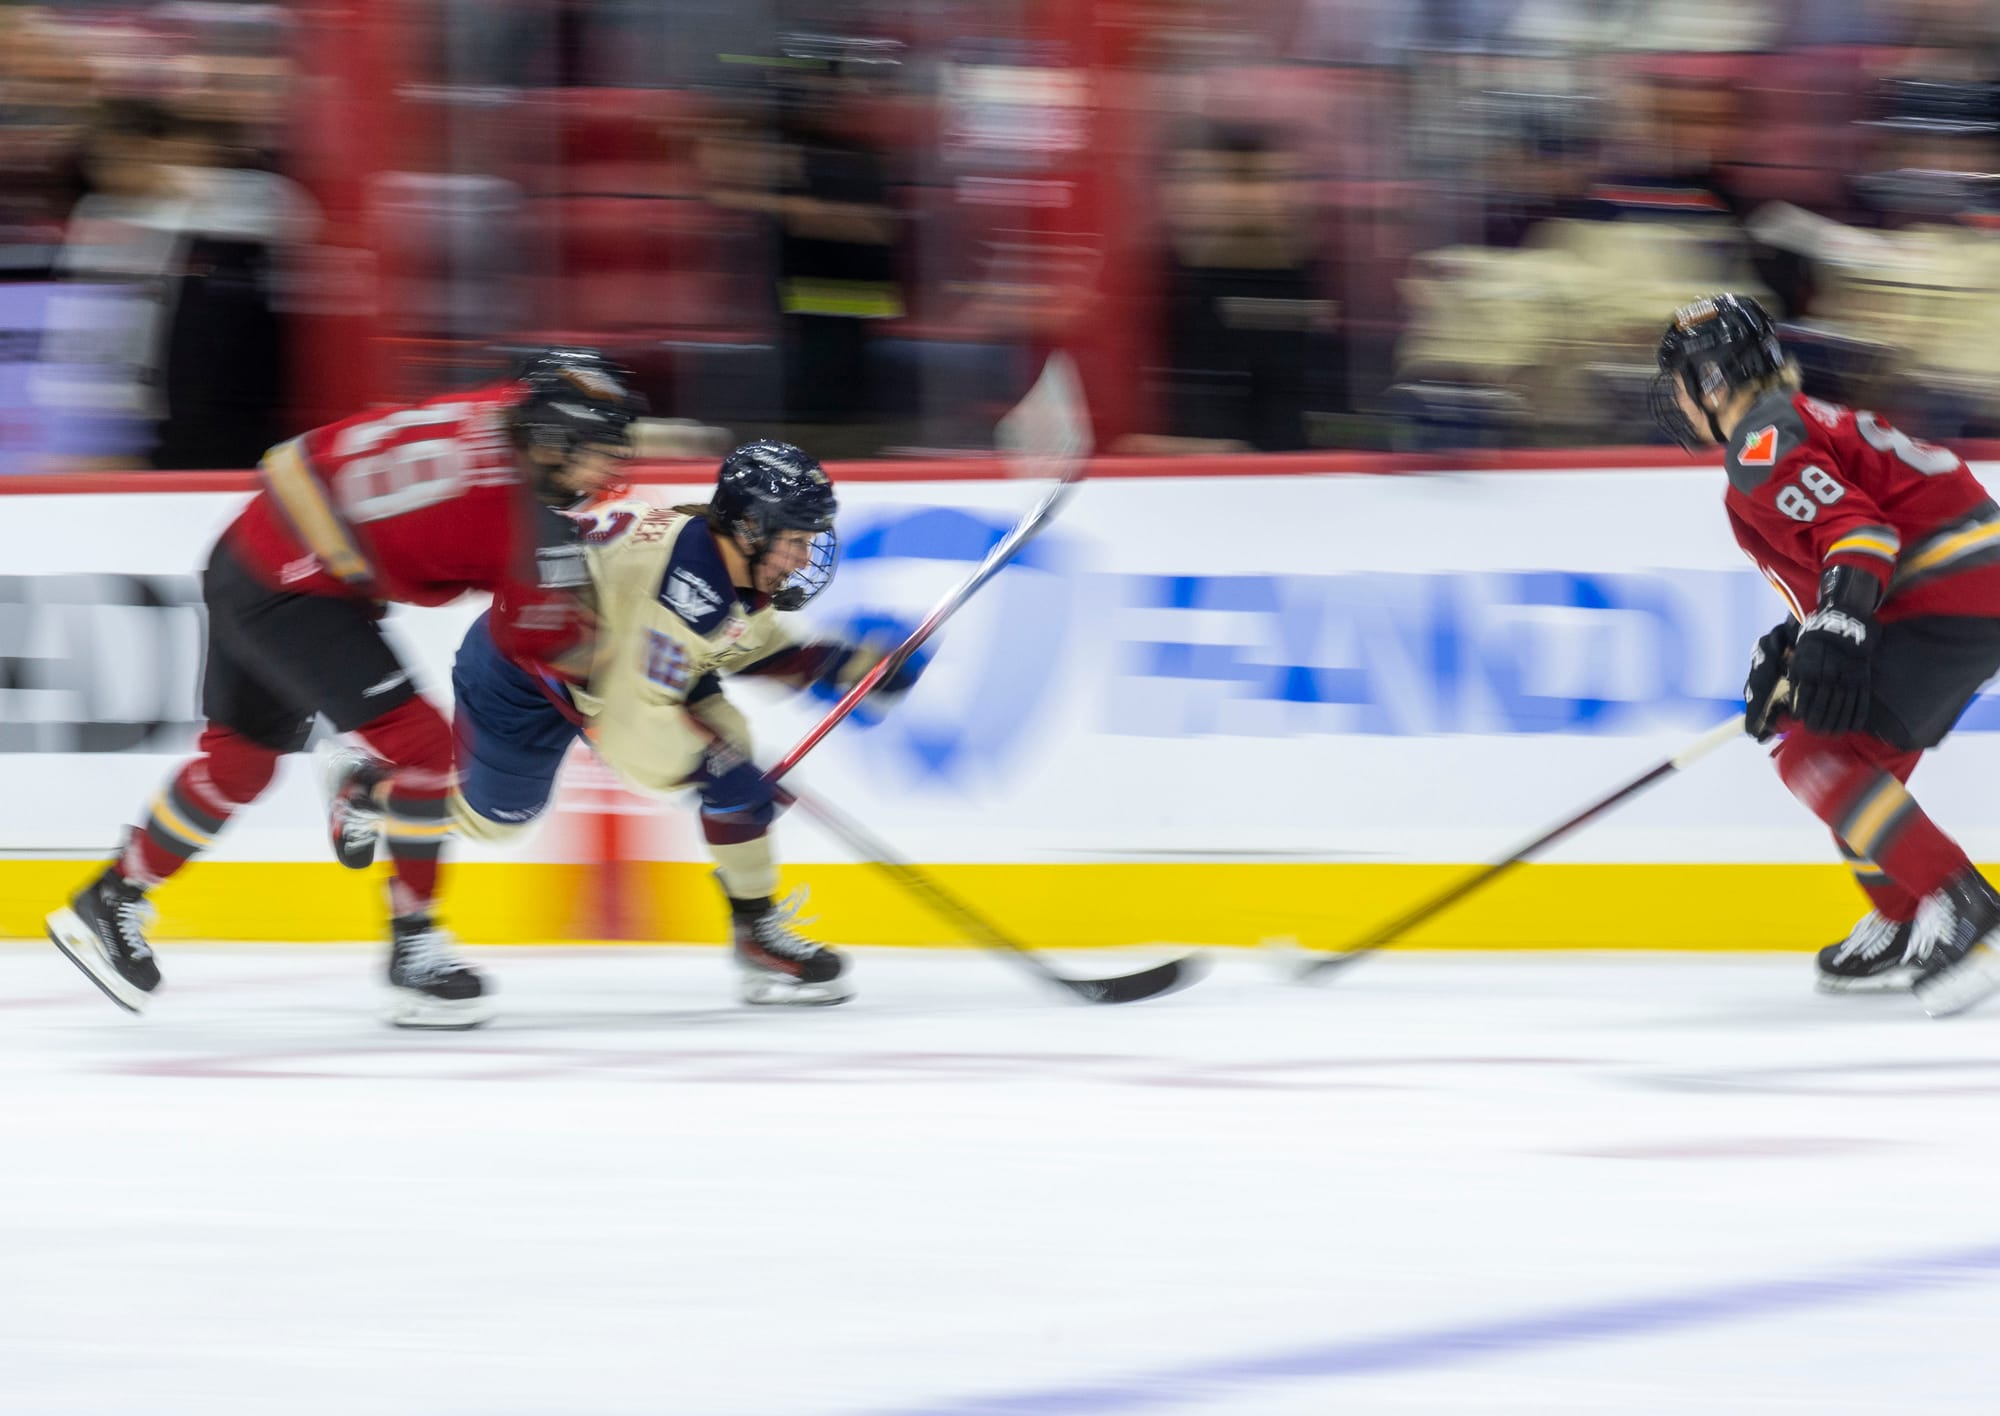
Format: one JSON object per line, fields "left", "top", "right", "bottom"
{"left": 763, "top": 352, "right": 1092, "bottom": 787}
{"left": 754, "top": 353, "right": 1206, "bottom": 1004}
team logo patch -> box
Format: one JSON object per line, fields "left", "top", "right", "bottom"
{"left": 1739, "top": 426, "right": 1780, "bottom": 466}
{"left": 1802, "top": 397, "right": 1844, "bottom": 430}
{"left": 663, "top": 567, "right": 723, "bottom": 623}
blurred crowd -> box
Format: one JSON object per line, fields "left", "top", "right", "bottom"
{"left": 7, "top": 0, "right": 2000, "bottom": 470}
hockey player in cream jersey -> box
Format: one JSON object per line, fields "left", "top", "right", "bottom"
{"left": 323, "top": 440, "right": 925, "bottom": 1006}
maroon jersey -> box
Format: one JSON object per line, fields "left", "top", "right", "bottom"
{"left": 1724, "top": 390, "right": 2000, "bottom": 622}
{"left": 225, "top": 384, "right": 591, "bottom": 668}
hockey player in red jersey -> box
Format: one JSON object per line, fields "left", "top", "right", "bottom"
{"left": 1654, "top": 294, "right": 2000, "bottom": 1016}
{"left": 44, "top": 349, "right": 644, "bottom": 1028}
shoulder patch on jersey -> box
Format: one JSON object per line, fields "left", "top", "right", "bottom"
{"left": 1739, "top": 425, "right": 1780, "bottom": 466}
{"left": 658, "top": 520, "right": 736, "bottom": 637}
{"left": 1725, "top": 391, "right": 1809, "bottom": 494}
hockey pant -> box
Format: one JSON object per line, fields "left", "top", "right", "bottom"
{"left": 120, "top": 540, "right": 455, "bottom": 919}
{"left": 449, "top": 613, "right": 779, "bottom": 901}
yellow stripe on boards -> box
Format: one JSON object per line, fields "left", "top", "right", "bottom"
{"left": 0, "top": 858, "right": 1922, "bottom": 952}
{"left": 624, "top": 860, "right": 1892, "bottom": 954}
{"left": 0, "top": 861, "right": 598, "bottom": 944}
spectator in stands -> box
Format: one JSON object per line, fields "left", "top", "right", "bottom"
{"left": 0, "top": 6, "right": 95, "bottom": 278}
{"left": 752, "top": 53, "right": 906, "bottom": 451}
{"left": 45, "top": 100, "right": 316, "bottom": 470}
{"left": 1584, "top": 69, "right": 1747, "bottom": 224}
{"left": 1481, "top": 90, "right": 1603, "bottom": 249}
{"left": 1146, "top": 123, "right": 1325, "bottom": 454}
{"left": 1852, "top": 76, "right": 2000, "bottom": 226}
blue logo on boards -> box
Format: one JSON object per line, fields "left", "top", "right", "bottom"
{"left": 818, "top": 515, "right": 2000, "bottom": 786}
{"left": 817, "top": 507, "right": 1072, "bottom": 783}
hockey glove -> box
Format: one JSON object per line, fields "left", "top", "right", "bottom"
{"left": 812, "top": 636, "right": 932, "bottom": 711}
{"left": 1788, "top": 566, "right": 1881, "bottom": 737}
{"left": 1743, "top": 618, "right": 1798, "bottom": 743}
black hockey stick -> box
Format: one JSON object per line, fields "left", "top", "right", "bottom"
{"left": 774, "top": 779, "right": 1207, "bottom": 1005}
{"left": 1288, "top": 707, "right": 1753, "bottom": 984}
{"left": 764, "top": 353, "right": 1091, "bottom": 786}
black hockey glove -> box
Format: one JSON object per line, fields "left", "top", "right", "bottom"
{"left": 1743, "top": 618, "right": 1798, "bottom": 743}
{"left": 1787, "top": 566, "right": 1881, "bottom": 737}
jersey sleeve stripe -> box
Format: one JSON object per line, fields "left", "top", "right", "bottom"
{"left": 260, "top": 438, "right": 376, "bottom": 588}
{"left": 1825, "top": 528, "right": 1901, "bottom": 563}
{"left": 1894, "top": 514, "right": 2000, "bottom": 588}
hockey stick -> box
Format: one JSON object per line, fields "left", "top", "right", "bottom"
{"left": 746, "top": 354, "right": 1202, "bottom": 1002}
{"left": 763, "top": 352, "right": 1093, "bottom": 788}
{"left": 772, "top": 778, "right": 1207, "bottom": 1005}
{"left": 1288, "top": 706, "right": 1754, "bottom": 984}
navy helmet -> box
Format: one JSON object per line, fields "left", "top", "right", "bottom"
{"left": 713, "top": 440, "right": 838, "bottom": 610}
{"left": 512, "top": 348, "right": 647, "bottom": 462}
{"left": 1650, "top": 293, "right": 1788, "bottom": 451}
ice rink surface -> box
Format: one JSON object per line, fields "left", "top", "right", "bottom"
{"left": 5, "top": 941, "right": 2000, "bottom": 1415}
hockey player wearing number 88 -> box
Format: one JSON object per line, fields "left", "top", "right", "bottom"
{"left": 1655, "top": 294, "right": 2000, "bottom": 1016}
{"left": 327, "top": 439, "right": 927, "bottom": 1007}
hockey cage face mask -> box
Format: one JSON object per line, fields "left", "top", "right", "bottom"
{"left": 771, "top": 528, "right": 838, "bottom": 612}
{"left": 1649, "top": 367, "right": 1708, "bottom": 453}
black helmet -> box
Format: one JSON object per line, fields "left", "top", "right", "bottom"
{"left": 1650, "top": 294, "right": 1788, "bottom": 452}
{"left": 512, "top": 348, "right": 647, "bottom": 462}
{"left": 712, "top": 440, "right": 838, "bottom": 611}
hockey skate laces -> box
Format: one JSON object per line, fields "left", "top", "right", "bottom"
{"left": 397, "top": 926, "right": 466, "bottom": 983}
{"left": 754, "top": 888, "right": 821, "bottom": 960}
{"left": 115, "top": 896, "right": 157, "bottom": 961}
{"left": 1909, "top": 893, "right": 1957, "bottom": 964}
{"left": 1833, "top": 912, "right": 1903, "bottom": 966}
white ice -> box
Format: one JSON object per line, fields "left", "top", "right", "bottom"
{"left": 3, "top": 943, "right": 2000, "bottom": 1416}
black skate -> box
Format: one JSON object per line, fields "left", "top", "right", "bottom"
{"left": 320, "top": 743, "right": 386, "bottom": 871}
{"left": 1816, "top": 911, "right": 1917, "bottom": 994}
{"left": 1910, "top": 871, "right": 2000, "bottom": 1019}
{"left": 45, "top": 868, "right": 162, "bottom": 1013}
{"left": 730, "top": 889, "right": 853, "bottom": 1006}
{"left": 386, "top": 914, "right": 493, "bottom": 1029}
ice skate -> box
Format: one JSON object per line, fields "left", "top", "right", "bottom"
{"left": 731, "top": 888, "right": 853, "bottom": 1006}
{"left": 319, "top": 742, "right": 387, "bottom": 871}
{"left": 1815, "top": 911, "right": 1917, "bottom": 994}
{"left": 386, "top": 914, "right": 494, "bottom": 1029}
{"left": 45, "top": 868, "right": 161, "bottom": 1013}
{"left": 1911, "top": 872, "right": 2000, "bottom": 1018}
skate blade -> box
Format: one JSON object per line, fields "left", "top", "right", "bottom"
{"left": 1914, "top": 943, "right": 2000, "bottom": 1018}
{"left": 44, "top": 907, "right": 149, "bottom": 1014}
{"left": 736, "top": 972, "right": 855, "bottom": 1007}
{"left": 385, "top": 987, "right": 494, "bottom": 1030}
{"left": 1816, "top": 967, "right": 1918, "bottom": 995}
